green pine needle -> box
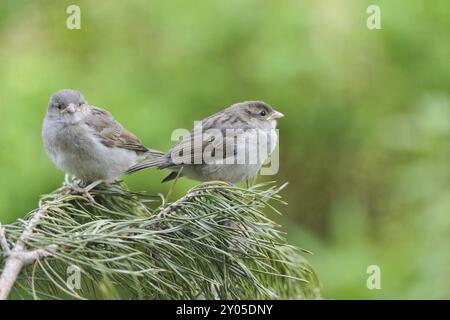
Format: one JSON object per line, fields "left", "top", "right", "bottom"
{"left": 1, "top": 181, "right": 320, "bottom": 300}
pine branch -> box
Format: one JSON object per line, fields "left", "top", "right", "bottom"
{"left": 0, "top": 181, "right": 320, "bottom": 300}
{"left": 0, "top": 205, "right": 57, "bottom": 299}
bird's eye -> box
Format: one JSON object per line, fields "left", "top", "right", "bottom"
{"left": 260, "top": 110, "right": 267, "bottom": 117}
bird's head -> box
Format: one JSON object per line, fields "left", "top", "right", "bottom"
{"left": 231, "top": 101, "right": 284, "bottom": 129}
{"left": 47, "top": 89, "right": 88, "bottom": 121}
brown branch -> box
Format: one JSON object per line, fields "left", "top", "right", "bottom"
{"left": 155, "top": 190, "right": 204, "bottom": 220}
{"left": 0, "top": 206, "right": 57, "bottom": 300}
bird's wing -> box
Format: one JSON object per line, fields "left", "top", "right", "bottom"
{"left": 165, "top": 114, "right": 251, "bottom": 167}
{"left": 84, "top": 107, "right": 150, "bottom": 153}
{"left": 167, "top": 131, "right": 237, "bottom": 166}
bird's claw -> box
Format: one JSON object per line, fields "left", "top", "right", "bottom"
{"left": 69, "top": 186, "right": 96, "bottom": 202}
{"left": 61, "top": 185, "right": 95, "bottom": 202}
{"left": 61, "top": 180, "right": 103, "bottom": 202}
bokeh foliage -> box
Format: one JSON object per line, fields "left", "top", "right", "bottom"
{"left": 0, "top": 0, "right": 449, "bottom": 298}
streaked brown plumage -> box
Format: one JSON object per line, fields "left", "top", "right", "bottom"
{"left": 128, "top": 101, "right": 284, "bottom": 183}
{"left": 42, "top": 89, "right": 163, "bottom": 184}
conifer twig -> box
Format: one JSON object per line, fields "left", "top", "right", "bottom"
{"left": 0, "top": 181, "right": 320, "bottom": 300}
{"left": 0, "top": 206, "right": 57, "bottom": 300}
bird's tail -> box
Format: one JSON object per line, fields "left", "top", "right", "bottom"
{"left": 144, "top": 148, "right": 165, "bottom": 158}
{"left": 127, "top": 155, "right": 169, "bottom": 174}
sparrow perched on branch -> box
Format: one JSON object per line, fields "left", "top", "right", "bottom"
{"left": 127, "top": 101, "right": 284, "bottom": 183}
{"left": 42, "top": 89, "right": 163, "bottom": 195}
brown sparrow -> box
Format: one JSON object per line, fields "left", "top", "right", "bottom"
{"left": 42, "top": 89, "right": 163, "bottom": 194}
{"left": 128, "top": 101, "right": 284, "bottom": 183}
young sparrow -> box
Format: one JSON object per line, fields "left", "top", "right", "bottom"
{"left": 127, "top": 101, "right": 284, "bottom": 183}
{"left": 42, "top": 89, "right": 163, "bottom": 194}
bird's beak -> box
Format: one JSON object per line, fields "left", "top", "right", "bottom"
{"left": 268, "top": 110, "right": 284, "bottom": 120}
{"left": 66, "top": 103, "right": 78, "bottom": 113}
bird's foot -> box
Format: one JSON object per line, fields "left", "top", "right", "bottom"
{"left": 62, "top": 180, "right": 103, "bottom": 202}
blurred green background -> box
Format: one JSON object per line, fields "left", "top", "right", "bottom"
{"left": 0, "top": 0, "right": 449, "bottom": 299}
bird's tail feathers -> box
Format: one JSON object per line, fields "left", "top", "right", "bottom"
{"left": 144, "top": 148, "right": 165, "bottom": 158}
{"left": 127, "top": 156, "right": 168, "bottom": 174}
